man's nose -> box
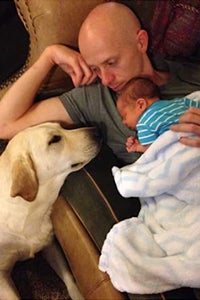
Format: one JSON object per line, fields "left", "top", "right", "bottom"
{"left": 100, "top": 69, "right": 114, "bottom": 86}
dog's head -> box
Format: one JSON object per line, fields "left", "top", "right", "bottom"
{"left": 4, "top": 123, "right": 101, "bottom": 202}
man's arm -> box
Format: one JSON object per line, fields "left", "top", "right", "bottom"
{"left": 0, "top": 45, "right": 96, "bottom": 139}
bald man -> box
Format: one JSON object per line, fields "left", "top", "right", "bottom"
{"left": 0, "top": 1, "right": 200, "bottom": 160}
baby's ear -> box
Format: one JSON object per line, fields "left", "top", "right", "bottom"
{"left": 136, "top": 98, "right": 148, "bottom": 111}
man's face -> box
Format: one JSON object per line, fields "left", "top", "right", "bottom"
{"left": 79, "top": 32, "right": 144, "bottom": 92}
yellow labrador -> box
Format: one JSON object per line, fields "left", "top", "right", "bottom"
{"left": 0, "top": 122, "right": 101, "bottom": 300}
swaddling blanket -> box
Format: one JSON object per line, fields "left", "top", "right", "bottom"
{"left": 99, "top": 130, "right": 200, "bottom": 294}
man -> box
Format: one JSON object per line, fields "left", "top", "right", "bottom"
{"left": 0, "top": 2, "right": 199, "bottom": 163}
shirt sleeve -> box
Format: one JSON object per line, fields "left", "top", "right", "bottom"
{"left": 59, "top": 83, "right": 101, "bottom": 125}
{"left": 137, "top": 123, "right": 158, "bottom": 145}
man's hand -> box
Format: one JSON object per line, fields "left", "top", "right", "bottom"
{"left": 47, "top": 44, "right": 97, "bottom": 87}
{"left": 171, "top": 106, "right": 200, "bottom": 147}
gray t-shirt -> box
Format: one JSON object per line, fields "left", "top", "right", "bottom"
{"left": 60, "top": 82, "right": 139, "bottom": 163}
{"left": 155, "top": 59, "right": 200, "bottom": 99}
{"left": 59, "top": 60, "right": 200, "bottom": 164}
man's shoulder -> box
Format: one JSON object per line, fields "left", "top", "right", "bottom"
{"left": 60, "top": 82, "right": 112, "bottom": 98}
{"left": 155, "top": 58, "right": 200, "bottom": 99}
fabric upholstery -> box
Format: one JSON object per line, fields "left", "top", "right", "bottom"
{"left": 149, "top": 0, "right": 200, "bottom": 59}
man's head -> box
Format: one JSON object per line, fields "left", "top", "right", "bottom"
{"left": 117, "top": 77, "right": 160, "bottom": 129}
{"left": 78, "top": 2, "right": 149, "bottom": 92}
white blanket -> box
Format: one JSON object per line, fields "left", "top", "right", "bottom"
{"left": 99, "top": 130, "right": 200, "bottom": 294}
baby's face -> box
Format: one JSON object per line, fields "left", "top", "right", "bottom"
{"left": 117, "top": 96, "right": 139, "bottom": 129}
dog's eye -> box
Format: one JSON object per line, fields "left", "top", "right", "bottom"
{"left": 71, "top": 162, "right": 83, "bottom": 168}
{"left": 48, "top": 135, "right": 62, "bottom": 145}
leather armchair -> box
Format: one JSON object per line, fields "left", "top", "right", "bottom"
{"left": 1, "top": 1, "right": 200, "bottom": 299}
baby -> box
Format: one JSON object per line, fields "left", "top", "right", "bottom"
{"left": 117, "top": 77, "right": 200, "bottom": 153}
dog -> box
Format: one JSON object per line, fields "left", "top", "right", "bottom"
{"left": 0, "top": 122, "right": 101, "bottom": 300}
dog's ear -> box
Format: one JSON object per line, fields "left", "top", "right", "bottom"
{"left": 10, "top": 154, "right": 38, "bottom": 202}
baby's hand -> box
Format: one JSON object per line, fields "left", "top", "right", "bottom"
{"left": 126, "top": 136, "right": 138, "bottom": 152}
{"left": 126, "top": 136, "right": 150, "bottom": 153}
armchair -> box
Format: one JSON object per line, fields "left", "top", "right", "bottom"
{"left": 1, "top": 1, "right": 200, "bottom": 299}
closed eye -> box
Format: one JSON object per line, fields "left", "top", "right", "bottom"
{"left": 48, "top": 135, "right": 62, "bottom": 145}
{"left": 107, "top": 60, "right": 115, "bottom": 66}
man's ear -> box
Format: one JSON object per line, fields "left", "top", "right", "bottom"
{"left": 136, "top": 29, "right": 148, "bottom": 53}
{"left": 136, "top": 98, "right": 148, "bottom": 112}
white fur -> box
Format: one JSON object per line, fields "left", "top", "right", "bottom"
{"left": 0, "top": 122, "right": 100, "bottom": 300}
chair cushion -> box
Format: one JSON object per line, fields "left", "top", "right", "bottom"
{"left": 61, "top": 145, "right": 141, "bottom": 250}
